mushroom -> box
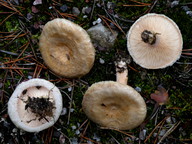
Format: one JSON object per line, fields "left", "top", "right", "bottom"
{"left": 39, "top": 18, "right": 95, "bottom": 78}
{"left": 8, "top": 78, "right": 63, "bottom": 132}
{"left": 82, "top": 57, "right": 147, "bottom": 130}
{"left": 127, "top": 13, "right": 183, "bottom": 69}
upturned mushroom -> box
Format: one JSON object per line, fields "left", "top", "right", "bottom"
{"left": 8, "top": 78, "right": 63, "bottom": 132}
{"left": 127, "top": 13, "right": 183, "bottom": 69}
{"left": 82, "top": 56, "right": 147, "bottom": 130}
{"left": 39, "top": 18, "right": 95, "bottom": 78}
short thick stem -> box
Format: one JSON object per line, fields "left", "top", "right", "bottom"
{"left": 141, "top": 30, "right": 158, "bottom": 45}
{"left": 115, "top": 60, "right": 128, "bottom": 85}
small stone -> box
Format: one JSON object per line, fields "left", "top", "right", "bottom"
{"left": 20, "top": 130, "right": 25, "bottom": 135}
{"left": 72, "top": 7, "right": 80, "bottom": 16}
{"left": 60, "top": 5, "right": 68, "bottom": 12}
{"left": 27, "top": 13, "right": 33, "bottom": 20}
{"left": 12, "top": 128, "right": 18, "bottom": 133}
{"left": 85, "top": 7, "right": 92, "bottom": 14}
{"left": 92, "top": 18, "right": 102, "bottom": 25}
{"left": 93, "top": 133, "right": 100, "bottom": 141}
{"left": 70, "top": 108, "right": 74, "bottom": 112}
{"left": 186, "top": 11, "right": 192, "bottom": 17}
{"left": 11, "top": 0, "right": 19, "bottom": 5}
{"left": 182, "top": 6, "right": 190, "bottom": 12}
{"left": 135, "top": 87, "right": 141, "bottom": 92}
{"left": 82, "top": 7, "right": 88, "bottom": 14}
{"left": 99, "top": 58, "right": 105, "bottom": 64}
{"left": 87, "top": 23, "right": 118, "bottom": 49}
{"left": 107, "top": 2, "right": 115, "bottom": 9}
{"left": 71, "top": 125, "right": 77, "bottom": 130}
{"left": 83, "top": 15, "right": 88, "bottom": 18}
{"left": 61, "top": 107, "right": 67, "bottom": 115}
{"left": 96, "top": 3, "right": 101, "bottom": 7}
{"left": 71, "top": 138, "right": 78, "bottom": 144}
{"left": 159, "top": 129, "right": 166, "bottom": 136}
{"left": 59, "top": 134, "right": 66, "bottom": 144}
{"left": 170, "top": 0, "right": 179, "bottom": 8}
{"left": 33, "top": 0, "right": 42, "bottom": 5}
{"left": 28, "top": 75, "right": 32, "bottom": 79}
{"left": 139, "top": 129, "right": 147, "bottom": 140}
{"left": 68, "top": 87, "right": 72, "bottom": 92}
{"left": 75, "top": 130, "right": 80, "bottom": 135}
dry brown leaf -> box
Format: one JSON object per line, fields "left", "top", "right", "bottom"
{"left": 150, "top": 85, "right": 169, "bottom": 105}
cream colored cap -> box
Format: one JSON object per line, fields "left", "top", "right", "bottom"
{"left": 39, "top": 18, "right": 95, "bottom": 78}
{"left": 82, "top": 81, "right": 147, "bottom": 130}
{"left": 8, "top": 78, "right": 63, "bottom": 132}
{"left": 127, "top": 13, "right": 183, "bottom": 69}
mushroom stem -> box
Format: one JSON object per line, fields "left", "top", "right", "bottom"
{"left": 141, "top": 30, "right": 159, "bottom": 45}
{"left": 115, "top": 60, "right": 128, "bottom": 85}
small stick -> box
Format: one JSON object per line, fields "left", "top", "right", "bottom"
{"left": 67, "top": 80, "right": 75, "bottom": 124}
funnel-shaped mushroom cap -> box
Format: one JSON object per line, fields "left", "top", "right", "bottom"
{"left": 8, "top": 79, "right": 63, "bottom": 132}
{"left": 39, "top": 18, "right": 95, "bottom": 78}
{"left": 127, "top": 13, "right": 183, "bottom": 69}
{"left": 82, "top": 81, "right": 147, "bottom": 130}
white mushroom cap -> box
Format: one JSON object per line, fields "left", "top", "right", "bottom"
{"left": 127, "top": 13, "right": 183, "bottom": 69}
{"left": 82, "top": 81, "right": 147, "bottom": 130}
{"left": 39, "top": 18, "right": 95, "bottom": 78}
{"left": 8, "top": 78, "right": 63, "bottom": 132}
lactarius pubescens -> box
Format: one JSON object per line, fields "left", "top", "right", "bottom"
{"left": 127, "top": 13, "right": 183, "bottom": 69}
{"left": 39, "top": 18, "right": 95, "bottom": 78}
{"left": 82, "top": 57, "right": 147, "bottom": 130}
{"left": 8, "top": 78, "right": 62, "bottom": 132}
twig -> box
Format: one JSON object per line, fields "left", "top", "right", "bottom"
{"left": 158, "top": 121, "right": 181, "bottom": 143}
{"left": 80, "top": 134, "right": 98, "bottom": 144}
{"left": 60, "top": 90, "right": 71, "bottom": 101}
{"left": 1, "top": 55, "right": 33, "bottom": 65}
{"left": 100, "top": 127, "right": 135, "bottom": 139}
{"left": 110, "top": 134, "right": 121, "bottom": 144}
{"left": 78, "top": 119, "right": 88, "bottom": 130}
{"left": 0, "top": 11, "right": 17, "bottom": 25}
{"left": 53, "top": 126, "right": 72, "bottom": 144}
{"left": 123, "top": 4, "right": 150, "bottom": 7}
{"left": 2, "top": 30, "right": 23, "bottom": 49}
{"left": 98, "top": 15, "right": 116, "bottom": 35}
{"left": 145, "top": 0, "right": 159, "bottom": 13}
{"left": 98, "top": 14, "right": 126, "bottom": 35}
{"left": 0, "top": 50, "right": 19, "bottom": 56}
{"left": 128, "top": 0, "right": 151, "bottom": 5}
{"left": 67, "top": 80, "right": 75, "bottom": 124}
{"left": 18, "top": 19, "right": 37, "bottom": 59}
{"left": 90, "top": 0, "right": 96, "bottom": 19}
{"left": 182, "top": 53, "right": 192, "bottom": 55}
{"left": 144, "top": 116, "right": 169, "bottom": 143}
{"left": 101, "top": 0, "right": 126, "bottom": 35}
{"left": 182, "top": 49, "right": 192, "bottom": 51}
{"left": 0, "top": 67, "right": 33, "bottom": 70}
{"left": 17, "top": 41, "right": 30, "bottom": 58}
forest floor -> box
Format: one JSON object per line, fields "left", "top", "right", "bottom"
{"left": 0, "top": 0, "right": 192, "bottom": 144}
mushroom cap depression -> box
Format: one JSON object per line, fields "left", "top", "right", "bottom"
{"left": 39, "top": 18, "right": 95, "bottom": 78}
{"left": 8, "top": 78, "right": 63, "bottom": 132}
{"left": 82, "top": 81, "right": 147, "bottom": 130}
{"left": 127, "top": 13, "right": 183, "bottom": 69}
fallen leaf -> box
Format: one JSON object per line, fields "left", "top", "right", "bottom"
{"left": 150, "top": 85, "right": 169, "bottom": 105}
